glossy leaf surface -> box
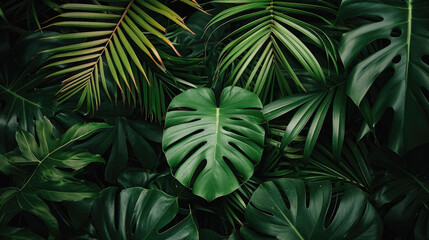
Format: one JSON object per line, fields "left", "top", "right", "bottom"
{"left": 0, "top": 117, "right": 108, "bottom": 237}
{"left": 338, "top": 0, "right": 429, "bottom": 154}
{"left": 90, "top": 187, "right": 198, "bottom": 240}
{"left": 242, "top": 178, "right": 382, "bottom": 240}
{"left": 162, "top": 87, "right": 265, "bottom": 201}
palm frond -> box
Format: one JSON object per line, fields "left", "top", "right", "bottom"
{"left": 263, "top": 74, "right": 346, "bottom": 159}
{"left": 207, "top": 0, "right": 338, "bottom": 101}
{"left": 41, "top": 0, "right": 203, "bottom": 112}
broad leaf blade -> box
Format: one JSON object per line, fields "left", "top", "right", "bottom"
{"left": 90, "top": 187, "right": 198, "bottom": 240}
{"left": 162, "top": 87, "right": 265, "bottom": 201}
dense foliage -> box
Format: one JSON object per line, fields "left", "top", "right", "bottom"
{"left": 0, "top": 0, "right": 428, "bottom": 239}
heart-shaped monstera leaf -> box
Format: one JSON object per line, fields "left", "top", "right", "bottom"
{"left": 162, "top": 87, "right": 265, "bottom": 201}
{"left": 242, "top": 179, "right": 382, "bottom": 240}
{"left": 91, "top": 187, "right": 198, "bottom": 240}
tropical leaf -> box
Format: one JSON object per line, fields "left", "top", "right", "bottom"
{"left": 169, "top": 9, "right": 225, "bottom": 83}
{"left": 41, "top": 0, "right": 203, "bottom": 111}
{"left": 0, "top": 117, "right": 108, "bottom": 237}
{"left": 118, "top": 169, "right": 189, "bottom": 198}
{"left": 162, "top": 86, "right": 265, "bottom": 201}
{"left": 263, "top": 76, "right": 346, "bottom": 159}
{"left": 338, "top": 0, "right": 429, "bottom": 155}
{"left": 302, "top": 139, "right": 374, "bottom": 190}
{"left": 241, "top": 178, "right": 382, "bottom": 240}
{"left": 90, "top": 187, "right": 198, "bottom": 240}
{"left": 371, "top": 144, "right": 429, "bottom": 239}
{"left": 0, "top": 65, "right": 56, "bottom": 152}
{"left": 207, "top": 0, "right": 338, "bottom": 101}
{"left": 0, "top": 225, "right": 45, "bottom": 240}
{"left": 0, "top": 32, "right": 63, "bottom": 152}
{"left": 76, "top": 116, "right": 162, "bottom": 182}
{"left": 0, "top": 0, "right": 60, "bottom": 30}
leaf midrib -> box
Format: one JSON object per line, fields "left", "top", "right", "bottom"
{"left": 18, "top": 130, "right": 98, "bottom": 192}
{"left": 0, "top": 85, "right": 42, "bottom": 109}
{"left": 405, "top": 0, "right": 412, "bottom": 83}
{"left": 213, "top": 108, "right": 220, "bottom": 163}
{"left": 83, "top": 0, "right": 135, "bottom": 95}
{"left": 267, "top": 188, "right": 305, "bottom": 240}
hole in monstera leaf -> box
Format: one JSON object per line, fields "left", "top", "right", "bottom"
{"left": 164, "top": 129, "right": 205, "bottom": 152}
{"left": 170, "top": 141, "right": 207, "bottom": 173}
{"left": 222, "top": 156, "right": 244, "bottom": 182}
{"left": 273, "top": 181, "right": 291, "bottom": 210}
{"left": 392, "top": 55, "right": 401, "bottom": 64}
{"left": 242, "top": 107, "right": 262, "bottom": 111}
{"left": 374, "top": 67, "right": 395, "bottom": 89}
{"left": 184, "top": 118, "right": 201, "bottom": 124}
{"left": 390, "top": 27, "right": 402, "bottom": 37}
{"left": 249, "top": 201, "right": 275, "bottom": 217}
{"left": 353, "top": 39, "right": 391, "bottom": 67}
{"left": 223, "top": 126, "right": 250, "bottom": 140}
{"left": 324, "top": 190, "right": 341, "bottom": 228}
{"left": 422, "top": 55, "right": 429, "bottom": 66}
{"left": 229, "top": 117, "right": 244, "bottom": 121}
{"left": 189, "top": 159, "right": 207, "bottom": 189}
{"left": 421, "top": 87, "right": 429, "bottom": 103}
{"left": 228, "top": 142, "right": 253, "bottom": 164}
{"left": 168, "top": 107, "right": 197, "bottom": 112}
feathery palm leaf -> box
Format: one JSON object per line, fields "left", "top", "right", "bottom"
{"left": 41, "top": 0, "right": 202, "bottom": 111}
{"left": 207, "top": 0, "right": 338, "bottom": 101}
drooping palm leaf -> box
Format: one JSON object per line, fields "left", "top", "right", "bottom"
{"left": 41, "top": 0, "right": 202, "bottom": 111}
{"left": 0, "top": 117, "right": 109, "bottom": 238}
{"left": 90, "top": 187, "right": 198, "bottom": 239}
{"left": 241, "top": 178, "right": 382, "bottom": 239}
{"left": 338, "top": 0, "right": 429, "bottom": 155}
{"left": 207, "top": 0, "right": 338, "bottom": 101}
{"left": 162, "top": 86, "right": 265, "bottom": 201}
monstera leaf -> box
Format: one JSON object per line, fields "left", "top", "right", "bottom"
{"left": 0, "top": 117, "right": 108, "bottom": 237}
{"left": 241, "top": 179, "right": 382, "bottom": 240}
{"left": 338, "top": 0, "right": 429, "bottom": 154}
{"left": 371, "top": 144, "right": 429, "bottom": 239}
{"left": 76, "top": 116, "right": 162, "bottom": 182}
{"left": 90, "top": 187, "right": 198, "bottom": 240}
{"left": 162, "top": 87, "right": 265, "bottom": 201}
